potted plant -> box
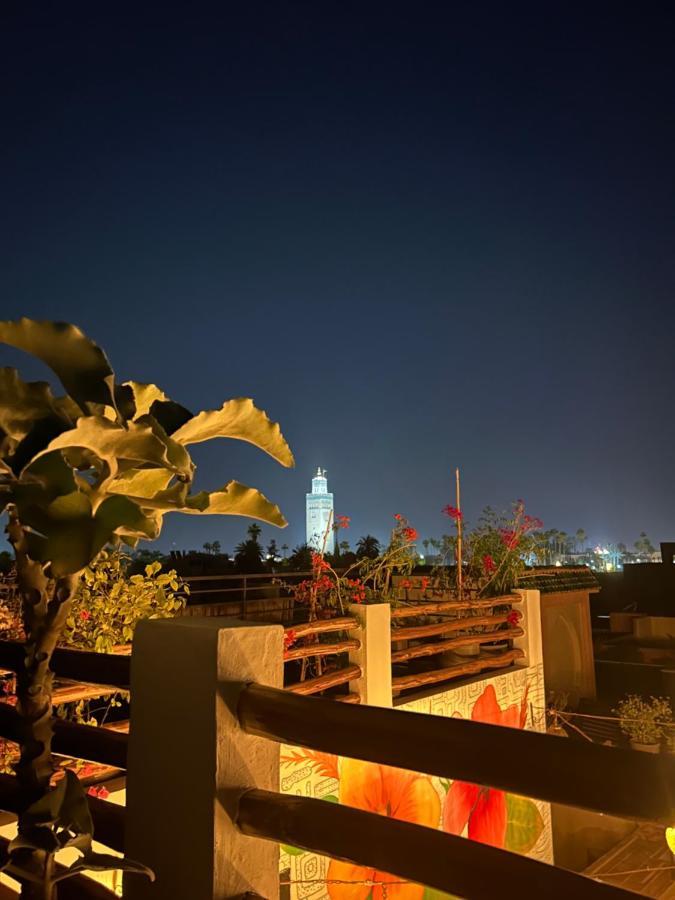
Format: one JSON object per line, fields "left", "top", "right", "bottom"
{"left": 0, "top": 318, "right": 293, "bottom": 898}
{"left": 614, "top": 694, "right": 673, "bottom": 752}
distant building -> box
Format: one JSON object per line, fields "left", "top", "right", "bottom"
{"left": 306, "top": 468, "right": 334, "bottom": 554}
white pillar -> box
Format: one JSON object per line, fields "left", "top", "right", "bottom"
{"left": 124, "top": 617, "right": 283, "bottom": 900}
{"left": 348, "top": 603, "right": 392, "bottom": 707}
{"left": 515, "top": 589, "right": 543, "bottom": 669}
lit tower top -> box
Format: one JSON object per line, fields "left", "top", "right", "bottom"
{"left": 306, "top": 467, "right": 334, "bottom": 554}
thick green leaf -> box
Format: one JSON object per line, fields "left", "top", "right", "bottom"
{"left": 36, "top": 416, "right": 189, "bottom": 480}
{"left": 124, "top": 382, "right": 168, "bottom": 418}
{"left": 94, "top": 495, "right": 163, "bottom": 547}
{"left": 0, "top": 319, "right": 116, "bottom": 412}
{"left": 0, "top": 368, "right": 62, "bottom": 441}
{"left": 56, "top": 851, "right": 154, "bottom": 883}
{"left": 106, "top": 467, "right": 174, "bottom": 499}
{"left": 171, "top": 398, "right": 294, "bottom": 467}
{"left": 148, "top": 399, "right": 193, "bottom": 435}
{"left": 22, "top": 450, "right": 78, "bottom": 496}
{"left": 180, "top": 480, "right": 287, "bottom": 527}
{"left": 504, "top": 794, "right": 544, "bottom": 854}
{"left": 134, "top": 414, "right": 194, "bottom": 478}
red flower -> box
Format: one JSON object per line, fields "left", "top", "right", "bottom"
{"left": 283, "top": 629, "right": 297, "bottom": 652}
{"left": 336, "top": 515, "right": 351, "bottom": 529}
{"left": 311, "top": 552, "right": 330, "bottom": 572}
{"left": 482, "top": 554, "right": 496, "bottom": 574}
{"left": 87, "top": 785, "right": 110, "bottom": 800}
{"left": 443, "top": 685, "right": 528, "bottom": 848}
{"left": 499, "top": 529, "right": 519, "bottom": 550}
{"left": 507, "top": 609, "right": 522, "bottom": 626}
{"left": 402, "top": 526, "right": 418, "bottom": 543}
{"left": 442, "top": 505, "right": 463, "bottom": 521}
{"left": 393, "top": 514, "right": 402, "bottom": 521}
{"left": 420, "top": 576, "right": 430, "bottom": 590}
{"left": 79, "top": 610, "right": 91, "bottom": 621}
{"left": 401, "top": 579, "right": 412, "bottom": 590}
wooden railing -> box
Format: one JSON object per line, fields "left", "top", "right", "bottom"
{"left": 0, "top": 601, "right": 661, "bottom": 899}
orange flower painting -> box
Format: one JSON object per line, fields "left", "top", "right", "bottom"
{"left": 327, "top": 758, "right": 440, "bottom": 900}
{"left": 442, "top": 683, "right": 528, "bottom": 848}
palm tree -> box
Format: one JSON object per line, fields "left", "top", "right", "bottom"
{"left": 356, "top": 535, "right": 381, "bottom": 559}
{"left": 203, "top": 541, "right": 213, "bottom": 555}
{"left": 281, "top": 543, "right": 289, "bottom": 559}
{"left": 575, "top": 529, "right": 587, "bottom": 553}
{"left": 247, "top": 522, "right": 262, "bottom": 542}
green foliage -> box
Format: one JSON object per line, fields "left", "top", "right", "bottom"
{"left": 0, "top": 318, "right": 294, "bottom": 577}
{"left": 0, "top": 771, "right": 153, "bottom": 886}
{"left": 614, "top": 694, "right": 672, "bottom": 745}
{"left": 65, "top": 549, "right": 187, "bottom": 652}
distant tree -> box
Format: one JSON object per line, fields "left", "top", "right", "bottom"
{"left": 234, "top": 522, "right": 265, "bottom": 572}
{"left": 634, "top": 532, "right": 656, "bottom": 558}
{"left": 212, "top": 540, "right": 221, "bottom": 555}
{"left": 266, "top": 539, "right": 279, "bottom": 561}
{"left": 281, "top": 543, "right": 289, "bottom": 559}
{"left": 575, "top": 529, "right": 587, "bottom": 552}
{"left": 288, "top": 544, "right": 313, "bottom": 571}
{"left": 356, "top": 535, "right": 381, "bottom": 560}
{"left": 203, "top": 541, "right": 213, "bottom": 555}
{"left": 339, "top": 540, "right": 351, "bottom": 555}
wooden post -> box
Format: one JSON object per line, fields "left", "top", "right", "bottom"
{"left": 124, "top": 617, "right": 283, "bottom": 900}
{"left": 514, "top": 589, "right": 543, "bottom": 670}
{"left": 348, "top": 603, "right": 392, "bottom": 707}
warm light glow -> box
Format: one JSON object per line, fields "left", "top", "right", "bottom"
{"left": 666, "top": 827, "right": 675, "bottom": 854}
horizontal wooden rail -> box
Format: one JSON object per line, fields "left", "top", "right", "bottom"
{"left": 284, "top": 639, "right": 360, "bottom": 661}
{"left": 336, "top": 693, "right": 361, "bottom": 704}
{"left": 237, "top": 683, "right": 675, "bottom": 823}
{"left": 236, "top": 789, "right": 636, "bottom": 900}
{"left": 0, "top": 703, "right": 128, "bottom": 769}
{"left": 285, "top": 617, "right": 357, "bottom": 639}
{"left": 392, "top": 649, "right": 523, "bottom": 691}
{"left": 0, "top": 640, "right": 131, "bottom": 689}
{"left": 391, "top": 614, "right": 510, "bottom": 642}
{"left": 390, "top": 594, "right": 521, "bottom": 618}
{"left": 286, "top": 665, "right": 361, "bottom": 696}
{"left": 0, "top": 774, "right": 125, "bottom": 854}
{"left": 391, "top": 627, "right": 523, "bottom": 663}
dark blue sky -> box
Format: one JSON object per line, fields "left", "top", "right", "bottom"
{"left": 2, "top": 4, "right": 674, "bottom": 553}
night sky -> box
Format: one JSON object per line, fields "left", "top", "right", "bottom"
{"left": 2, "top": 4, "right": 674, "bottom": 554}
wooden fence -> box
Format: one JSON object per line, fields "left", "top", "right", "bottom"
{"left": 0, "top": 605, "right": 670, "bottom": 898}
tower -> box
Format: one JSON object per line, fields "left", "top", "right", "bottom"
{"left": 306, "top": 467, "right": 334, "bottom": 554}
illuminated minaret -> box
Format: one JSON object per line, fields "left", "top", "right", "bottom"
{"left": 306, "top": 467, "right": 334, "bottom": 553}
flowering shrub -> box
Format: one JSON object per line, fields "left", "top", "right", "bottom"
{"left": 436, "top": 500, "right": 543, "bottom": 598}
{"left": 65, "top": 549, "right": 188, "bottom": 652}
{"left": 280, "top": 514, "right": 418, "bottom": 618}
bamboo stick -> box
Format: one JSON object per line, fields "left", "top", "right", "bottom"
{"left": 285, "top": 617, "right": 357, "bottom": 638}
{"left": 390, "top": 595, "right": 521, "bottom": 618}
{"left": 284, "top": 639, "right": 360, "bottom": 661}
{"left": 391, "top": 614, "right": 510, "bottom": 643}
{"left": 391, "top": 649, "right": 523, "bottom": 692}
{"left": 391, "top": 627, "right": 523, "bottom": 663}
{"left": 286, "top": 665, "right": 361, "bottom": 696}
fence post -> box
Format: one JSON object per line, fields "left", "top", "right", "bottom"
{"left": 514, "top": 589, "right": 543, "bottom": 669}
{"left": 348, "top": 603, "right": 392, "bottom": 707}
{"left": 124, "top": 617, "right": 283, "bottom": 900}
